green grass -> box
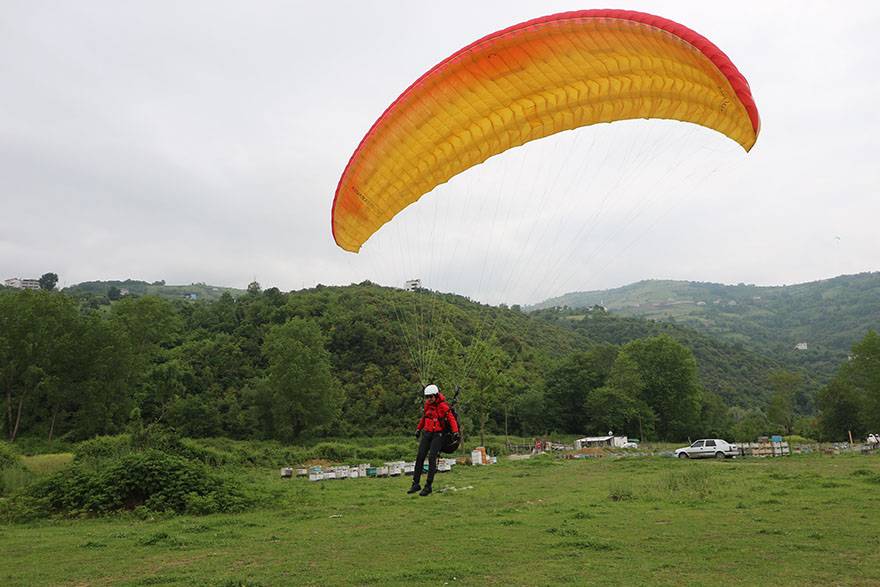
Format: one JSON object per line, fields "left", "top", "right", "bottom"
{"left": 2, "top": 453, "right": 880, "bottom": 586}
{"left": 20, "top": 453, "right": 74, "bottom": 475}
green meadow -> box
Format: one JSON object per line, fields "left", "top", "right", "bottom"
{"left": 3, "top": 452, "right": 880, "bottom": 586}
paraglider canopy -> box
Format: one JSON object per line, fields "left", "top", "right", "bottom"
{"left": 332, "top": 9, "right": 759, "bottom": 253}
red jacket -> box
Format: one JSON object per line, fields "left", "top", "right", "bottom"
{"left": 417, "top": 393, "right": 459, "bottom": 433}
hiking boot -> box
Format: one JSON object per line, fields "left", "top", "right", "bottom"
{"left": 419, "top": 485, "right": 433, "bottom": 497}
{"left": 407, "top": 484, "right": 421, "bottom": 494}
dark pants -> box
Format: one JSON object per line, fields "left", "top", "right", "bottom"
{"left": 413, "top": 431, "right": 443, "bottom": 487}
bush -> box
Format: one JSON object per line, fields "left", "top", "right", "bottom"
{"left": 75, "top": 428, "right": 234, "bottom": 467}
{"left": 355, "top": 444, "right": 410, "bottom": 462}
{"left": 74, "top": 435, "right": 132, "bottom": 463}
{"left": 0, "top": 441, "right": 21, "bottom": 470}
{"left": 0, "top": 493, "right": 44, "bottom": 523}
{"left": 608, "top": 484, "right": 635, "bottom": 501}
{"left": 29, "top": 449, "right": 253, "bottom": 516}
{"left": 0, "top": 442, "right": 28, "bottom": 497}
{"left": 310, "top": 442, "right": 357, "bottom": 462}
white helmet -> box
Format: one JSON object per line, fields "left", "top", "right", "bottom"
{"left": 423, "top": 384, "right": 439, "bottom": 396}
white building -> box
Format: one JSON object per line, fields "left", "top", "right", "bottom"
{"left": 795, "top": 342, "right": 808, "bottom": 351}
{"left": 575, "top": 434, "right": 629, "bottom": 449}
{"left": 4, "top": 277, "right": 40, "bottom": 290}
{"left": 404, "top": 279, "right": 421, "bottom": 292}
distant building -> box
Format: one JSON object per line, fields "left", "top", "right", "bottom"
{"left": 404, "top": 279, "right": 421, "bottom": 292}
{"left": 696, "top": 301, "right": 706, "bottom": 306}
{"left": 119, "top": 288, "right": 130, "bottom": 296}
{"left": 4, "top": 277, "right": 40, "bottom": 290}
{"left": 795, "top": 342, "right": 808, "bottom": 351}
{"left": 575, "top": 434, "right": 629, "bottom": 449}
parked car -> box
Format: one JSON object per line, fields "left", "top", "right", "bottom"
{"left": 675, "top": 439, "right": 740, "bottom": 459}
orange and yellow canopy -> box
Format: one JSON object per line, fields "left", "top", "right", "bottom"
{"left": 332, "top": 10, "right": 760, "bottom": 253}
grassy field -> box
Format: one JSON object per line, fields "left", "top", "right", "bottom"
{"left": 2, "top": 452, "right": 880, "bottom": 586}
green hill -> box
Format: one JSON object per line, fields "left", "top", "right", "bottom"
{"left": 3, "top": 281, "right": 787, "bottom": 444}
{"left": 530, "top": 272, "right": 880, "bottom": 383}
{"left": 532, "top": 308, "right": 785, "bottom": 408}
{"left": 63, "top": 279, "right": 246, "bottom": 302}
{"left": 277, "top": 284, "right": 780, "bottom": 408}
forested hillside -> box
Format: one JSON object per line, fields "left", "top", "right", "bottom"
{"left": 2, "top": 282, "right": 824, "bottom": 444}
{"left": 63, "top": 279, "right": 245, "bottom": 302}
{"left": 533, "top": 309, "right": 787, "bottom": 408}
{"left": 532, "top": 272, "right": 880, "bottom": 383}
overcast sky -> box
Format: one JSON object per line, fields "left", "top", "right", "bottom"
{"left": 2, "top": 1, "right": 878, "bottom": 304}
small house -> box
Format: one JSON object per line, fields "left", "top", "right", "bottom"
{"left": 574, "top": 434, "right": 628, "bottom": 449}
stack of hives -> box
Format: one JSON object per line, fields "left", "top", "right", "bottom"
{"left": 741, "top": 441, "right": 790, "bottom": 457}
{"left": 292, "top": 458, "right": 457, "bottom": 482}
{"left": 470, "top": 446, "right": 497, "bottom": 465}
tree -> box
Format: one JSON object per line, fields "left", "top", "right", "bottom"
{"left": 817, "top": 379, "right": 864, "bottom": 440}
{"left": 544, "top": 345, "right": 617, "bottom": 433}
{"left": 107, "top": 286, "right": 122, "bottom": 301}
{"left": 583, "top": 351, "right": 654, "bottom": 438}
{"left": 108, "top": 296, "right": 184, "bottom": 423}
{"left": 39, "top": 273, "right": 58, "bottom": 291}
{"left": 817, "top": 330, "right": 880, "bottom": 440}
{"left": 0, "top": 291, "right": 81, "bottom": 440}
{"left": 624, "top": 334, "right": 702, "bottom": 440}
{"left": 696, "top": 391, "right": 733, "bottom": 439}
{"left": 57, "top": 317, "right": 133, "bottom": 439}
{"left": 729, "top": 407, "right": 770, "bottom": 442}
{"left": 849, "top": 330, "right": 880, "bottom": 431}
{"left": 431, "top": 334, "right": 510, "bottom": 447}
{"left": 110, "top": 296, "right": 182, "bottom": 357}
{"left": 260, "top": 318, "right": 342, "bottom": 440}
{"left": 767, "top": 370, "right": 802, "bottom": 435}
{"left": 512, "top": 387, "right": 546, "bottom": 435}
{"left": 585, "top": 386, "right": 644, "bottom": 436}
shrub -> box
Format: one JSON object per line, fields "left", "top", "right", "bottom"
{"left": 608, "top": 484, "right": 635, "bottom": 502}
{"left": 74, "top": 435, "right": 132, "bottom": 463}
{"left": 0, "top": 441, "right": 21, "bottom": 470}
{"left": 355, "top": 444, "right": 409, "bottom": 462}
{"left": 29, "top": 449, "right": 252, "bottom": 516}
{"left": 310, "top": 442, "right": 357, "bottom": 462}
{"left": 0, "top": 493, "right": 44, "bottom": 523}
{"left": 0, "top": 442, "right": 28, "bottom": 497}
{"left": 75, "top": 428, "right": 234, "bottom": 467}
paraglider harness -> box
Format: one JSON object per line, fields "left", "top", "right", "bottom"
{"left": 440, "top": 386, "right": 462, "bottom": 454}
